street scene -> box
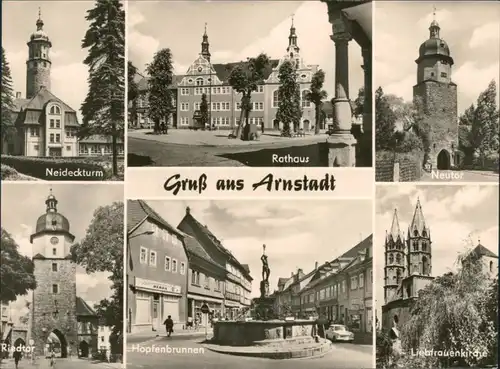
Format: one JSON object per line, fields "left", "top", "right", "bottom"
{"left": 375, "top": 185, "right": 498, "bottom": 368}
{"left": 374, "top": 2, "right": 499, "bottom": 182}
{"left": 1, "top": 1, "right": 125, "bottom": 181}
{"left": 127, "top": 199, "right": 373, "bottom": 368}
{"left": 128, "top": 0, "right": 372, "bottom": 167}
{"left": 0, "top": 184, "right": 124, "bottom": 369}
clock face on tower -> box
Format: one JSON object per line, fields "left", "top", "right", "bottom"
{"left": 50, "top": 237, "right": 59, "bottom": 245}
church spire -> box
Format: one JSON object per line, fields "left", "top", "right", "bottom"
{"left": 389, "top": 209, "right": 403, "bottom": 242}
{"left": 409, "top": 198, "right": 429, "bottom": 237}
{"left": 201, "top": 22, "right": 211, "bottom": 62}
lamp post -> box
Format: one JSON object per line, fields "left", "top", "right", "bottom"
{"left": 126, "top": 230, "right": 154, "bottom": 333}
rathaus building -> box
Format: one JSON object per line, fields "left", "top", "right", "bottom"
{"left": 132, "top": 21, "right": 320, "bottom": 131}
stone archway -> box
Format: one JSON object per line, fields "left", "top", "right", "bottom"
{"left": 79, "top": 341, "right": 89, "bottom": 358}
{"left": 303, "top": 119, "right": 310, "bottom": 131}
{"left": 14, "top": 338, "right": 25, "bottom": 348}
{"left": 437, "top": 149, "right": 451, "bottom": 170}
{"left": 47, "top": 329, "right": 68, "bottom": 358}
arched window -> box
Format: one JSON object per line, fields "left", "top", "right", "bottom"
{"left": 396, "top": 269, "right": 402, "bottom": 285}
{"left": 422, "top": 256, "right": 429, "bottom": 275}
{"left": 388, "top": 254, "right": 394, "bottom": 264}
{"left": 413, "top": 240, "right": 418, "bottom": 251}
{"left": 272, "top": 90, "right": 279, "bottom": 108}
{"left": 414, "top": 230, "right": 418, "bottom": 236}
{"left": 301, "top": 90, "right": 311, "bottom": 108}
{"left": 49, "top": 105, "right": 61, "bottom": 115}
{"left": 195, "top": 77, "right": 204, "bottom": 86}
{"left": 490, "top": 261, "right": 494, "bottom": 273}
{"left": 396, "top": 254, "right": 401, "bottom": 264}
{"left": 422, "top": 230, "right": 427, "bottom": 237}
{"left": 422, "top": 242, "right": 427, "bottom": 252}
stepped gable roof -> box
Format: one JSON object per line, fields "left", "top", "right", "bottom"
{"left": 76, "top": 297, "right": 97, "bottom": 317}
{"left": 127, "top": 200, "right": 184, "bottom": 238}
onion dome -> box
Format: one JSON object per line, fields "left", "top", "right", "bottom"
{"left": 30, "top": 9, "right": 50, "bottom": 42}
{"left": 416, "top": 17, "right": 453, "bottom": 65}
{"left": 35, "top": 190, "right": 70, "bottom": 233}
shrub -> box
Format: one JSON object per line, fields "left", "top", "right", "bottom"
{"left": 1, "top": 164, "right": 38, "bottom": 181}
{"left": 1, "top": 156, "right": 109, "bottom": 181}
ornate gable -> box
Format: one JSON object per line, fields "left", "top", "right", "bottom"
{"left": 178, "top": 55, "right": 222, "bottom": 86}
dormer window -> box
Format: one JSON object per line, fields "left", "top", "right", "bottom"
{"left": 195, "top": 78, "right": 204, "bottom": 86}
{"left": 49, "top": 105, "right": 61, "bottom": 115}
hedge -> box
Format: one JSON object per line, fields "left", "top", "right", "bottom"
{"left": 1, "top": 155, "right": 110, "bottom": 181}
{"left": 1, "top": 164, "right": 38, "bottom": 181}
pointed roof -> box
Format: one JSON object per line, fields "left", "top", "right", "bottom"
{"left": 178, "top": 208, "right": 252, "bottom": 280}
{"left": 76, "top": 297, "right": 97, "bottom": 317}
{"left": 472, "top": 243, "right": 497, "bottom": 258}
{"left": 127, "top": 200, "right": 184, "bottom": 238}
{"left": 22, "top": 87, "right": 75, "bottom": 112}
{"left": 387, "top": 209, "right": 404, "bottom": 243}
{"left": 409, "top": 198, "right": 429, "bottom": 236}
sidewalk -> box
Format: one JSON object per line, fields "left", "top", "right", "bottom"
{"left": 127, "top": 327, "right": 214, "bottom": 343}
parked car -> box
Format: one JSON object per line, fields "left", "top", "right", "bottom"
{"left": 325, "top": 324, "right": 354, "bottom": 342}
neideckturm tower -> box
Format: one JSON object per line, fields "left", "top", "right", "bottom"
{"left": 384, "top": 209, "right": 406, "bottom": 304}
{"left": 30, "top": 190, "right": 78, "bottom": 358}
{"left": 402, "top": 199, "right": 434, "bottom": 299}
{"left": 201, "top": 23, "right": 211, "bottom": 62}
{"left": 413, "top": 9, "right": 458, "bottom": 170}
{"left": 26, "top": 8, "right": 52, "bottom": 99}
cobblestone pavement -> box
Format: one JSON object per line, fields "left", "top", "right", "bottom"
{"left": 126, "top": 336, "right": 373, "bottom": 369}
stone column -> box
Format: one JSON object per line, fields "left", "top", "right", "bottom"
{"left": 327, "top": 12, "right": 357, "bottom": 167}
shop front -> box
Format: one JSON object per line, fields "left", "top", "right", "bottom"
{"left": 188, "top": 295, "right": 224, "bottom": 326}
{"left": 224, "top": 300, "right": 240, "bottom": 320}
{"left": 132, "top": 277, "right": 184, "bottom": 332}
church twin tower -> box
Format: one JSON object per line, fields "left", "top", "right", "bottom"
{"left": 383, "top": 199, "right": 434, "bottom": 305}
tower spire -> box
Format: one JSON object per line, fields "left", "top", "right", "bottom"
{"left": 429, "top": 5, "right": 440, "bottom": 38}
{"left": 410, "top": 198, "right": 428, "bottom": 236}
{"left": 389, "top": 209, "right": 403, "bottom": 241}
{"left": 36, "top": 7, "right": 44, "bottom": 30}
{"left": 286, "top": 15, "right": 299, "bottom": 53}
{"left": 201, "top": 22, "right": 211, "bottom": 62}
{"left": 45, "top": 188, "right": 58, "bottom": 212}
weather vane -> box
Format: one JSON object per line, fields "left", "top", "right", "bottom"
{"left": 432, "top": 5, "right": 437, "bottom": 20}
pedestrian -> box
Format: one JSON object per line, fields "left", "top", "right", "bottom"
{"left": 49, "top": 348, "right": 56, "bottom": 368}
{"left": 163, "top": 315, "right": 174, "bottom": 337}
{"left": 13, "top": 348, "right": 22, "bottom": 369}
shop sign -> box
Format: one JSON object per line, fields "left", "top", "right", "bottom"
{"left": 135, "top": 277, "right": 181, "bottom": 294}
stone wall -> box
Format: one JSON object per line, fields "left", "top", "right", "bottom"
{"left": 376, "top": 150, "right": 424, "bottom": 182}
{"left": 414, "top": 81, "right": 458, "bottom": 168}
{"left": 26, "top": 62, "right": 51, "bottom": 99}
{"left": 381, "top": 298, "right": 414, "bottom": 333}
{"left": 32, "top": 258, "right": 78, "bottom": 357}
{"left": 213, "top": 320, "right": 316, "bottom": 346}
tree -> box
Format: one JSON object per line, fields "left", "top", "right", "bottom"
{"left": 1, "top": 47, "right": 16, "bottom": 143}
{"left": 276, "top": 60, "right": 302, "bottom": 137}
{"left": 458, "top": 104, "right": 476, "bottom": 163}
{"left": 70, "top": 202, "right": 123, "bottom": 355}
{"left": 228, "top": 53, "right": 271, "bottom": 139}
{"left": 470, "top": 80, "right": 499, "bottom": 165}
{"left": 0, "top": 228, "right": 37, "bottom": 303}
{"left": 200, "top": 93, "right": 209, "bottom": 129}
{"left": 80, "top": 0, "right": 125, "bottom": 177}
{"left": 127, "top": 61, "right": 139, "bottom": 128}
{"left": 398, "top": 246, "right": 498, "bottom": 368}
{"left": 353, "top": 87, "right": 365, "bottom": 117}
{"left": 375, "top": 87, "right": 396, "bottom": 151}
{"left": 306, "top": 69, "right": 328, "bottom": 135}
{"left": 146, "top": 48, "right": 174, "bottom": 135}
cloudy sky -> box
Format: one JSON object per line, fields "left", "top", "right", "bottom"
{"left": 147, "top": 199, "right": 372, "bottom": 297}
{"left": 2, "top": 1, "right": 96, "bottom": 123}
{"left": 1, "top": 183, "right": 123, "bottom": 324}
{"left": 375, "top": 185, "right": 499, "bottom": 320}
{"left": 128, "top": 0, "right": 365, "bottom": 99}
{"left": 375, "top": 1, "right": 500, "bottom": 115}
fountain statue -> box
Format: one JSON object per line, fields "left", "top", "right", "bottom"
{"left": 208, "top": 243, "right": 332, "bottom": 359}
